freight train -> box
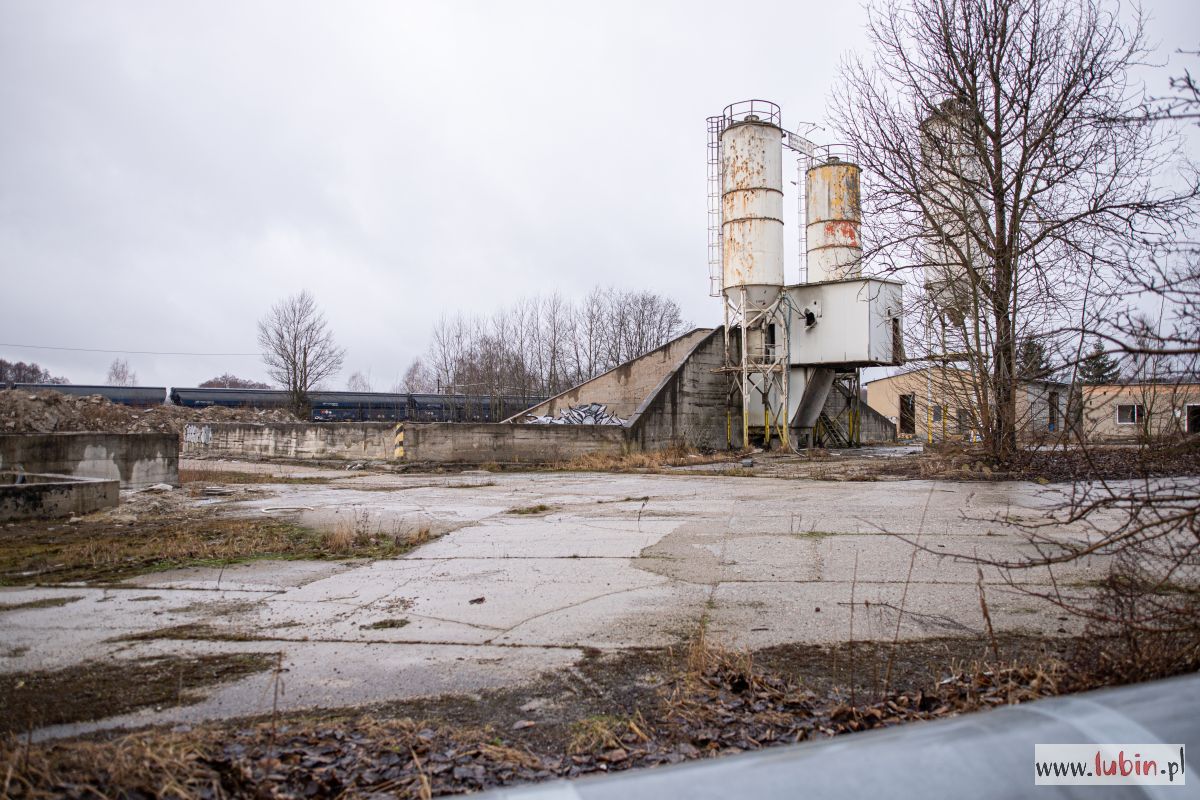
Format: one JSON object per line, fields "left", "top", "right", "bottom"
{"left": 8, "top": 384, "right": 545, "bottom": 423}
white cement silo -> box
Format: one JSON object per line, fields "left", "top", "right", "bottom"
{"left": 720, "top": 110, "right": 785, "bottom": 303}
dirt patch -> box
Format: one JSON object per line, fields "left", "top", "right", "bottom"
{"left": 180, "top": 468, "right": 334, "bottom": 486}
{"left": 0, "top": 653, "right": 274, "bottom": 734}
{"left": 0, "top": 595, "right": 83, "bottom": 613}
{"left": 112, "top": 624, "right": 261, "bottom": 643}
{"left": 361, "top": 618, "right": 411, "bottom": 630}
{"left": 0, "top": 515, "right": 415, "bottom": 586}
{"left": 506, "top": 504, "right": 554, "bottom": 516}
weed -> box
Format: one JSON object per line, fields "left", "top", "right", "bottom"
{"left": 506, "top": 504, "right": 553, "bottom": 515}
{"left": 179, "top": 469, "right": 332, "bottom": 486}
{"left": 791, "top": 530, "right": 836, "bottom": 540}
{"left": 555, "top": 443, "right": 743, "bottom": 473}
{"left": 361, "top": 618, "right": 410, "bottom": 630}
{"left": 714, "top": 467, "right": 756, "bottom": 478}
{"left": 567, "top": 714, "right": 633, "bottom": 754}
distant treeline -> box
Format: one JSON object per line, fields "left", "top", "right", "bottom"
{"left": 403, "top": 287, "right": 691, "bottom": 400}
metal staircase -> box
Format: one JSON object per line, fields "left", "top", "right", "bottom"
{"left": 816, "top": 410, "right": 850, "bottom": 448}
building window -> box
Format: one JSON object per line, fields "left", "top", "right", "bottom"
{"left": 1187, "top": 404, "right": 1199, "bottom": 435}
{"left": 957, "top": 408, "right": 971, "bottom": 434}
{"left": 1048, "top": 391, "right": 1059, "bottom": 432}
{"left": 899, "top": 394, "right": 916, "bottom": 435}
{"left": 932, "top": 404, "right": 943, "bottom": 423}
{"left": 1116, "top": 404, "right": 1145, "bottom": 425}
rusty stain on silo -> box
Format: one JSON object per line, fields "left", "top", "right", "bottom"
{"left": 720, "top": 119, "right": 785, "bottom": 291}
{"left": 805, "top": 159, "right": 863, "bottom": 282}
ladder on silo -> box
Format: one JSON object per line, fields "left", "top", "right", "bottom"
{"left": 706, "top": 115, "right": 725, "bottom": 298}
{"left": 782, "top": 128, "right": 818, "bottom": 286}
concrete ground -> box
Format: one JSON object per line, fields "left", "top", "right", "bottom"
{"left": 1, "top": 459, "right": 1112, "bottom": 738}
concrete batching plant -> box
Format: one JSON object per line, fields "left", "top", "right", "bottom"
{"left": 709, "top": 99, "right": 904, "bottom": 448}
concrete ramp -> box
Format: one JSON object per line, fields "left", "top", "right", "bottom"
{"left": 508, "top": 329, "right": 714, "bottom": 423}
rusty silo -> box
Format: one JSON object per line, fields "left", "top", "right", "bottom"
{"left": 805, "top": 151, "right": 862, "bottom": 283}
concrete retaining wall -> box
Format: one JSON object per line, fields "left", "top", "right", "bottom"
{"left": 183, "top": 421, "right": 625, "bottom": 465}
{"left": 1, "top": 472, "right": 119, "bottom": 521}
{"left": 0, "top": 433, "right": 178, "bottom": 489}
{"left": 399, "top": 423, "right": 627, "bottom": 464}
{"left": 511, "top": 329, "right": 714, "bottom": 421}
{"left": 629, "top": 328, "right": 734, "bottom": 450}
{"left": 183, "top": 422, "right": 394, "bottom": 461}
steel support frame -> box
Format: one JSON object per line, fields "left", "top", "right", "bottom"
{"left": 722, "top": 287, "right": 790, "bottom": 450}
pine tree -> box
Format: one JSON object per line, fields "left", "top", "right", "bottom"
{"left": 1079, "top": 339, "right": 1120, "bottom": 385}
{"left": 1017, "top": 337, "right": 1054, "bottom": 380}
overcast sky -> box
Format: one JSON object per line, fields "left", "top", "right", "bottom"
{"left": 1, "top": 1, "right": 1196, "bottom": 389}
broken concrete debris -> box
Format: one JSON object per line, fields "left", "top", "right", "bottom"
{"left": 0, "top": 389, "right": 298, "bottom": 436}
{"left": 523, "top": 402, "right": 627, "bottom": 426}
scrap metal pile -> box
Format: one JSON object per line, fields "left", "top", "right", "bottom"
{"left": 523, "top": 402, "right": 627, "bottom": 426}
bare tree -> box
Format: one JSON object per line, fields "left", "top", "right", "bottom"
{"left": 396, "top": 358, "right": 436, "bottom": 393}
{"left": 418, "top": 287, "right": 689, "bottom": 401}
{"left": 105, "top": 358, "right": 137, "bottom": 387}
{"left": 346, "top": 370, "right": 373, "bottom": 392}
{"left": 833, "top": 0, "right": 1197, "bottom": 462}
{"left": 257, "top": 290, "right": 345, "bottom": 414}
{"left": 914, "top": 51, "right": 1200, "bottom": 683}
{"left": 0, "top": 359, "right": 68, "bottom": 385}
{"left": 199, "top": 373, "right": 269, "bottom": 389}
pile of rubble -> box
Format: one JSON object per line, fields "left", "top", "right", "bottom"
{"left": 524, "top": 402, "right": 627, "bottom": 426}
{"left": 0, "top": 389, "right": 299, "bottom": 436}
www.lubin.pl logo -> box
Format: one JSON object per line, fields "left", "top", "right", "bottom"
{"left": 1035, "top": 744, "right": 1186, "bottom": 786}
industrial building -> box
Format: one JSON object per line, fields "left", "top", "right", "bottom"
{"left": 1082, "top": 382, "right": 1200, "bottom": 441}
{"left": 865, "top": 367, "right": 1070, "bottom": 443}
{"left": 510, "top": 100, "right": 905, "bottom": 451}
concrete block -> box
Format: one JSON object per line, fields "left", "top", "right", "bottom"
{"left": 0, "top": 472, "right": 118, "bottom": 521}
{"left": 0, "top": 433, "right": 178, "bottom": 489}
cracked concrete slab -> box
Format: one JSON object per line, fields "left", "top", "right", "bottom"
{"left": 1, "top": 465, "right": 1119, "bottom": 738}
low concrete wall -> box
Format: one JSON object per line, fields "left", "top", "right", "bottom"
{"left": 183, "top": 422, "right": 394, "bottom": 461}
{"left": 399, "top": 423, "right": 626, "bottom": 464}
{"left": 629, "top": 328, "right": 734, "bottom": 450}
{"left": 822, "top": 385, "right": 898, "bottom": 444}
{"left": 511, "top": 329, "right": 714, "bottom": 421}
{"left": 0, "top": 472, "right": 119, "bottom": 521}
{"left": 0, "top": 433, "right": 178, "bottom": 489}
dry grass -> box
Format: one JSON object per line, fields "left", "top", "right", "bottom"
{"left": 505, "top": 504, "right": 553, "bottom": 516}
{"left": 322, "top": 508, "right": 436, "bottom": 554}
{"left": 2, "top": 730, "right": 222, "bottom": 799}
{"left": 0, "top": 596, "right": 82, "bottom": 613}
{"left": 555, "top": 443, "right": 740, "bottom": 473}
{"left": 1, "top": 716, "right": 543, "bottom": 799}
{"left": 180, "top": 468, "right": 334, "bottom": 485}
{"left": 567, "top": 713, "right": 649, "bottom": 755}
{"left": 0, "top": 516, "right": 414, "bottom": 586}
{"left": 3, "top": 629, "right": 1191, "bottom": 797}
